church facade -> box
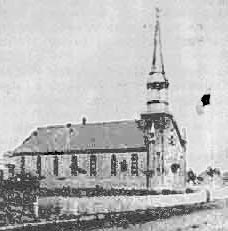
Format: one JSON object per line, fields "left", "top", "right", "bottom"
{"left": 8, "top": 9, "right": 187, "bottom": 190}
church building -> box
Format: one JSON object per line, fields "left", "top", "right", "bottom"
{"left": 8, "top": 9, "right": 187, "bottom": 190}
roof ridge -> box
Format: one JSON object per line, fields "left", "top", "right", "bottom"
{"left": 84, "top": 119, "right": 136, "bottom": 126}
{"left": 35, "top": 119, "right": 137, "bottom": 130}
{"left": 37, "top": 125, "right": 65, "bottom": 130}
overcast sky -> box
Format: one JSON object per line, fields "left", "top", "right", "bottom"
{"left": 0, "top": 0, "right": 227, "bottom": 173}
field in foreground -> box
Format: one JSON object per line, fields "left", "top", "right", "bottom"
{"left": 0, "top": 193, "right": 228, "bottom": 231}
{"left": 95, "top": 200, "right": 228, "bottom": 231}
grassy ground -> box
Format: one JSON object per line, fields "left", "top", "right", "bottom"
{"left": 98, "top": 200, "right": 228, "bottom": 231}
{"left": 0, "top": 201, "right": 225, "bottom": 231}
{"left": 1, "top": 187, "right": 228, "bottom": 230}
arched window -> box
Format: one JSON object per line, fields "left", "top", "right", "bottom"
{"left": 120, "top": 160, "right": 128, "bottom": 172}
{"left": 21, "top": 156, "right": 25, "bottom": 175}
{"left": 0, "top": 169, "right": 3, "bottom": 183}
{"left": 71, "top": 155, "right": 78, "bottom": 176}
{"left": 8, "top": 164, "right": 15, "bottom": 177}
{"left": 53, "top": 156, "right": 58, "bottom": 176}
{"left": 111, "top": 154, "right": 117, "bottom": 176}
{"left": 131, "top": 154, "right": 138, "bottom": 176}
{"left": 37, "top": 155, "right": 41, "bottom": 178}
{"left": 156, "top": 152, "right": 161, "bottom": 175}
{"left": 90, "top": 155, "right": 97, "bottom": 176}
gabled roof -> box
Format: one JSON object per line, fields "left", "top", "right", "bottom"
{"left": 13, "top": 120, "right": 146, "bottom": 155}
{"left": 13, "top": 114, "right": 186, "bottom": 156}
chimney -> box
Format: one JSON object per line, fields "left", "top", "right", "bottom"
{"left": 66, "top": 123, "right": 72, "bottom": 128}
{"left": 82, "top": 117, "right": 87, "bottom": 125}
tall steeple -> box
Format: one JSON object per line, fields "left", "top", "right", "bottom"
{"left": 146, "top": 8, "right": 169, "bottom": 114}
{"left": 140, "top": 8, "right": 186, "bottom": 190}
{"left": 150, "top": 8, "right": 165, "bottom": 76}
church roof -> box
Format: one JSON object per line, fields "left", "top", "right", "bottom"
{"left": 13, "top": 120, "right": 146, "bottom": 155}
{"left": 13, "top": 114, "right": 186, "bottom": 156}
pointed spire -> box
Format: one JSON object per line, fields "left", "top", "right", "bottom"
{"left": 141, "top": 7, "right": 169, "bottom": 116}
{"left": 149, "top": 8, "right": 166, "bottom": 78}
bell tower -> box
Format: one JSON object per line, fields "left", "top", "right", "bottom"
{"left": 139, "top": 8, "right": 187, "bottom": 190}
{"left": 146, "top": 8, "right": 169, "bottom": 114}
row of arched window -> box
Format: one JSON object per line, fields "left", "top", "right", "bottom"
{"left": 21, "top": 153, "right": 139, "bottom": 177}
{"left": 111, "top": 154, "right": 139, "bottom": 176}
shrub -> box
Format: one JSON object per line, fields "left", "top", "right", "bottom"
{"left": 162, "top": 189, "right": 171, "bottom": 195}
{"left": 186, "top": 188, "right": 194, "bottom": 194}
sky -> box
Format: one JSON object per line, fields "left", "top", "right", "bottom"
{"left": 0, "top": 0, "right": 228, "bottom": 173}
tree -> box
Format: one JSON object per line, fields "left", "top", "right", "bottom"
{"left": 214, "top": 168, "right": 221, "bottom": 176}
{"left": 206, "top": 166, "right": 214, "bottom": 177}
{"left": 206, "top": 166, "right": 221, "bottom": 177}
